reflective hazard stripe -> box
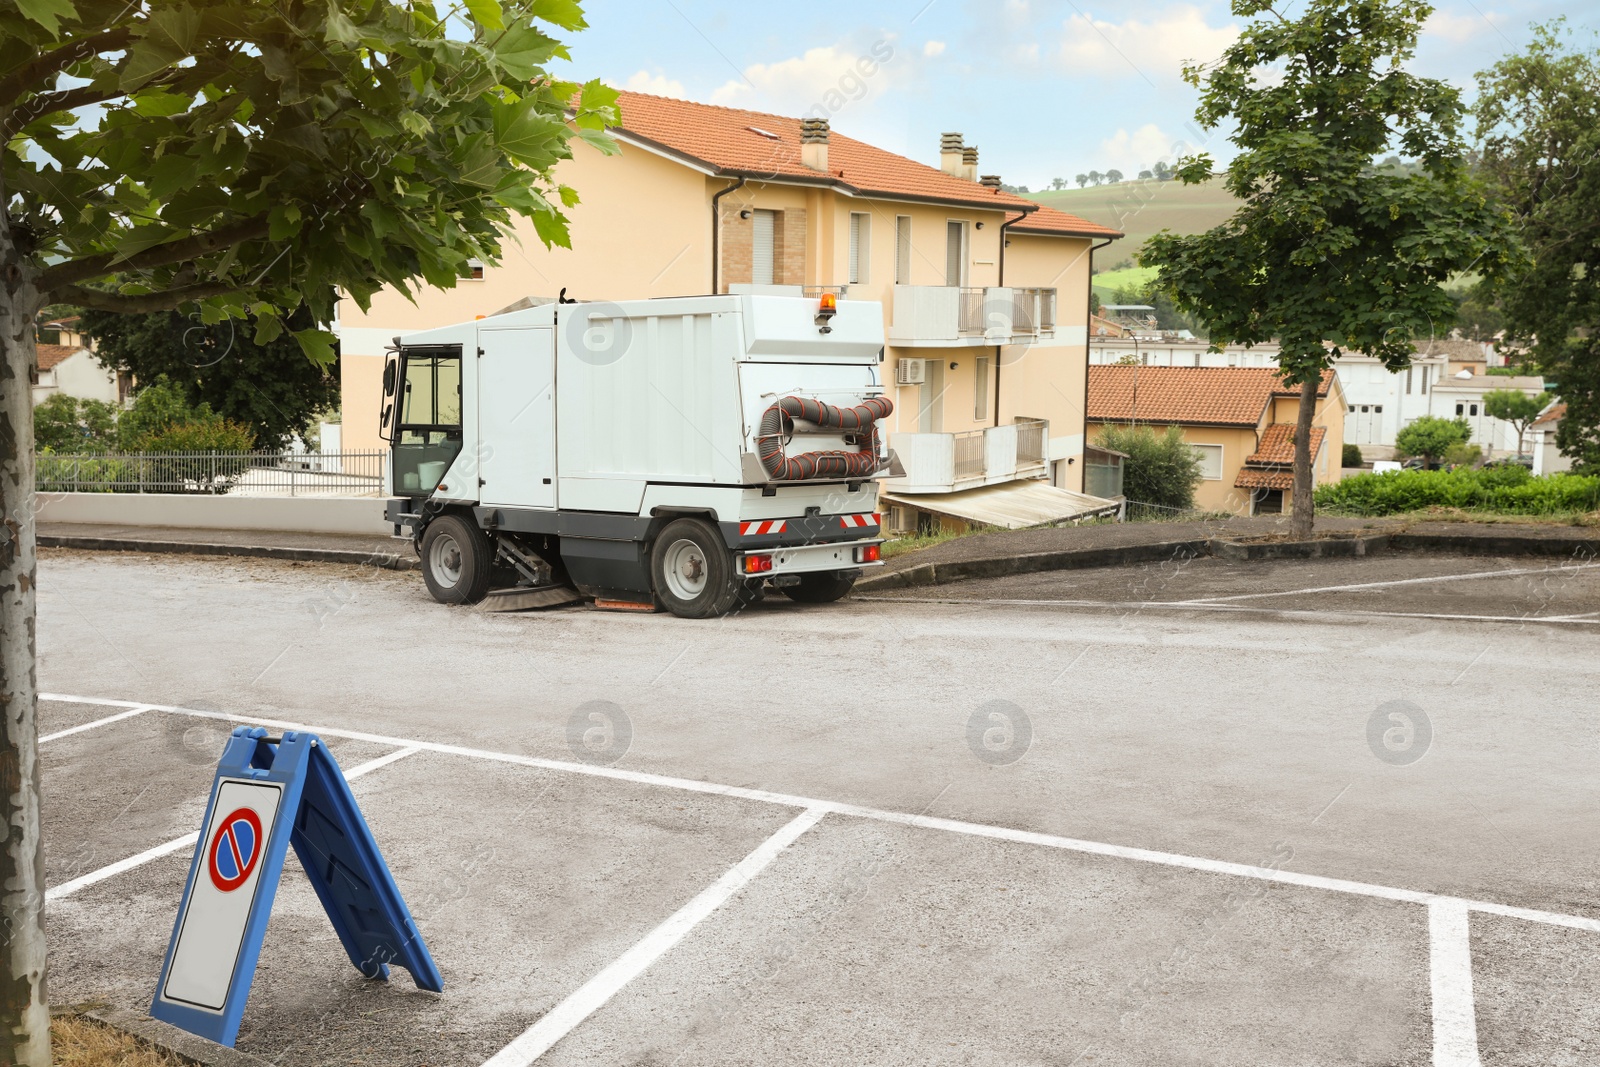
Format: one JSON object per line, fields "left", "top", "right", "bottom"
{"left": 839, "top": 513, "right": 880, "bottom": 528}
{"left": 739, "top": 520, "right": 788, "bottom": 536}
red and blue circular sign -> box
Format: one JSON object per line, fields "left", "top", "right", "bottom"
{"left": 207, "top": 807, "right": 264, "bottom": 893}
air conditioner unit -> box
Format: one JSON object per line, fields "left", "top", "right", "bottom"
{"left": 895, "top": 358, "right": 927, "bottom": 386}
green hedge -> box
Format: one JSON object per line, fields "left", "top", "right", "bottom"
{"left": 1315, "top": 467, "right": 1600, "bottom": 516}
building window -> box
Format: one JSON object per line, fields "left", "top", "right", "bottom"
{"left": 1456, "top": 403, "right": 1465, "bottom": 416}
{"left": 1405, "top": 368, "right": 1413, "bottom": 394}
{"left": 945, "top": 219, "right": 966, "bottom": 286}
{"left": 752, "top": 209, "right": 776, "bottom": 285}
{"left": 1470, "top": 403, "right": 1479, "bottom": 416}
{"left": 464, "top": 258, "right": 484, "bottom": 280}
{"left": 1374, "top": 405, "right": 1383, "bottom": 413}
{"left": 895, "top": 215, "right": 911, "bottom": 284}
{"left": 975, "top": 356, "right": 989, "bottom": 420}
{"left": 848, "top": 212, "right": 870, "bottom": 285}
{"left": 1421, "top": 366, "right": 1429, "bottom": 394}
{"left": 1192, "top": 443, "right": 1224, "bottom": 480}
{"left": 1349, "top": 405, "right": 1356, "bottom": 413}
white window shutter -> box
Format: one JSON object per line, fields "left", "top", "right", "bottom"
{"left": 752, "top": 210, "right": 775, "bottom": 285}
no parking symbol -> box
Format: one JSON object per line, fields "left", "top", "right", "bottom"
{"left": 207, "top": 808, "right": 263, "bottom": 892}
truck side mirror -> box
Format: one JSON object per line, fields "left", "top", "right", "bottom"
{"left": 383, "top": 361, "right": 397, "bottom": 396}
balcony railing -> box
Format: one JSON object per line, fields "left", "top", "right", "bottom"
{"left": 885, "top": 418, "right": 1050, "bottom": 493}
{"left": 890, "top": 285, "right": 1057, "bottom": 345}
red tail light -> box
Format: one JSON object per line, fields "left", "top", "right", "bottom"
{"left": 855, "top": 544, "right": 881, "bottom": 563}
{"left": 743, "top": 554, "right": 774, "bottom": 573}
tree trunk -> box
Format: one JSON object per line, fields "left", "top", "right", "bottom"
{"left": 0, "top": 208, "right": 52, "bottom": 1066}
{"left": 1290, "top": 375, "right": 1318, "bottom": 538}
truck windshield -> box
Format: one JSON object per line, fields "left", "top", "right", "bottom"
{"left": 391, "top": 348, "right": 463, "bottom": 494}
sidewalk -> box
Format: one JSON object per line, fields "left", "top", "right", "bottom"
{"left": 863, "top": 515, "right": 1600, "bottom": 590}
{"left": 38, "top": 522, "right": 415, "bottom": 570}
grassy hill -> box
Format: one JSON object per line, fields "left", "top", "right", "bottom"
{"left": 1028, "top": 178, "right": 1240, "bottom": 270}
{"left": 1088, "top": 265, "right": 1158, "bottom": 304}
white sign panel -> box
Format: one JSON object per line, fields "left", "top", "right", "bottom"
{"left": 160, "top": 779, "right": 284, "bottom": 1011}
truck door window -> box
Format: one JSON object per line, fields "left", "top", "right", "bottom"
{"left": 390, "top": 348, "right": 464, "bottom": 494}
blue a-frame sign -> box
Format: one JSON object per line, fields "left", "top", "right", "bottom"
{"left": 151, "top": 727, "right": 441, "bottom": 1046}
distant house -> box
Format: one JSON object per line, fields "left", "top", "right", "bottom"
{"left": 1427, "top": 373, "right": 1547, "bottom": 455}
{"left": 1086, "top": 365, "right": 1346, "bottom": 515}
{"left": 1528, "top": 403, "right": 1572, "bottom": 475}
{"left": 32, "top": 316, "right": 127, "bottom": 407}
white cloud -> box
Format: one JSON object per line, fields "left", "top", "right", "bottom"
{"left": 709, "top": 41, "right": 901, "bottom": 118}
{"left": 619, "top": 70, "right": 689, "bottom": 98}
{"left": 1058, "top": 5, "right": 1238, "bottom": 81}
{"left": 1096, "top": 124, "right": 1185, "bottom": 176}
{"left": 923, "top": 40, "right": 946, "bottom": 57}
{"left": 1424, "top": 8, "right": 1502, "bottom": 44}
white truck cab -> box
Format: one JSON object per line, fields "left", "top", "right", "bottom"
{"left": 380, "top": 293, "right": 899, "bottom": 618}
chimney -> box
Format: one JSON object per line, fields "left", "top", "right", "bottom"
{"left": 800, "top": 117, "right": 829, "bottom": 172}
{"left": 962, "top": 146, "right": 979, "bottom": 182}
{"left": 940, "top": 132, "right": 964, "bottom": 176}
{"left": 980, "top": 174, "right": 1002, "bottom": 189}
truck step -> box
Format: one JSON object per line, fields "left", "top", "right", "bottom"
{"left": 592, "top": 597, "right": 661, "bottom": 613}
{"left": 477, "top": 585, "right": 585, "bottom": 612}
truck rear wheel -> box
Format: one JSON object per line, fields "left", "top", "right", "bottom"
{"left": 651, "top": 518, "right": 742, "bottom": 619}
{"left": 781, "top": 571, "right": 858, "bottom": 604}
{"left": 420, "top": 514, "right": 494, "bottom": 605}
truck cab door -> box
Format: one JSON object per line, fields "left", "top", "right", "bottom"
{"left": 478, "top": 327, "right": 556, "bottom": 510}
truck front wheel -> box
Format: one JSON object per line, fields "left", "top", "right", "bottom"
{"left": 420, "top": 514, "right": 494, "bottom": 605}
{"left": 780, "top": 571, "right": 858, "bottom": 604}
{"left": 651, "top": 518, "right": 742, "bottom": 619}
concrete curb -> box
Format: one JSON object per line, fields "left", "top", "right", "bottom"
{"left": 860, "top": 528, "right": 1600, "bottom": 590}
{"left": 85, "top": 1007, "right": 275, "bottom": 1066}
{"left": 40, "top": 534, "right": 417, "bottom": 571}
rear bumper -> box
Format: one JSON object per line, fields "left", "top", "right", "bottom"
{"left": 737, "top": 539, "right": 883, "bottom": 577}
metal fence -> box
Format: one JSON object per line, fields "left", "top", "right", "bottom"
{"left": 1015, "top": 418, "right": 1047, "bottom": 466}
{"left": 37, "top": 450, "right": 386, "bottom": 496}
{"left": 1121, "top": 498, "right": 1203, "bottom": 523}
{"left": 952, "top": 429, "right": 986, "bottom": 480}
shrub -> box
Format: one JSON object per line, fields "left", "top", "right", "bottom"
{"left": 33, "top": 394, "right": 118, "bottom": 453}
{"left": 118, "top": 376, "right": 257, "bottom": 452}
{"left": 1341, "top": 443, "right": 1363, "bottom": 468}
{"left": 1096, "top": 424, "right": 1203, "bottom": 509}
{"left": 1315, "top": 468, "right": 1600, "bottom": 516}
{"left": 1395, "top": 415, "right": 1472, "bottom": 465}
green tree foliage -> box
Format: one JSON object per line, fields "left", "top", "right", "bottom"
{"left": 1476, "top": 20, "right": 1600, "bottom": 472}
{"left": 81, "top": 304, "right": 339, "bottom": 447}
{"left": 1096, "top": 424, "right": 1204, "bottom": 509}
{"left": 1141, "top": 0, "right": 1515, "bottom": 535}
{"left": 1482, "top": 388, "right": 1546, "bottom": 455}
{"left": 3, "top": 0, "right": 617, "bottom": 349}
{"left": 1450, "top": 278, "right": 1504, "bottom": 341}
{"left": 32, "top": 393, "right": 116, "bottom": 452}
{"left": 1395, "top": 415, "right": 1471, "bottom": 465}
{"left": 115, "top": 377, "right": 255, "bottom": 451}
{"left": 1342, "top": 442, "right": 1364, "bottom": 468}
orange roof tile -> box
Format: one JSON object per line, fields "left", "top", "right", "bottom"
{"left": 1246, "top": 423, "right": 1327, "bottom": 466}
{"left": 1234, "top": 468, "right": 1295, "bottom": 490}
{"left": 35, "top": 343, "right": 83, "bottom": 371}
{"left": 1086, "top": 366, "right": 1330, "bottom": 427}
{"left": 613, "top": 92, "right": 1111, "bottom": 219}
{"left": 1007, "top": 203, "right": 1122, "bottom": 239}
{"left": 1532, "top": 403, "right": 1565, "bottom": 426}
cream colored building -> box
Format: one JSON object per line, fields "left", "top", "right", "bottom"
{"left": 1086, "top": 365, "right": 1346, "bottom": 515}
{"left": 338, "top": 92, "right": 1122, "bottom": 528}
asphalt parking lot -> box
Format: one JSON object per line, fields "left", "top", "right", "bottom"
{"left": 38, "top": 548, "right": 1600, "bottom": 1066}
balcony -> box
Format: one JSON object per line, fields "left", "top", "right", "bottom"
{"left": 888, "top": 286, "right": 1056, "bottom": 346}
{"left": 885, "top": 418, "right": 1049, "bottom": 493}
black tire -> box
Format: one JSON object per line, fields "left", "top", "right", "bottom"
{"left": 780, "top": 571, "right": 857, "bottom": 604}
{"left": 420, "top": 514, "right": 494, "bottom": 605}
{"left": 650, "top": 518, "right": 740, "bottom": 619}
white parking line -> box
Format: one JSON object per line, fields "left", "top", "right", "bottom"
{"left": 482, "top": 807, "right": 827, "bottom": 1066}
{"left": 44, "top": 743, "right": 421, "bottom": 902}
{"left": 39, "top": 694, "right": 1600, "bottom": 931}
{"left": 40, "top": 705, "right": 150, "bottom": 744}
{"left": 858, "top": 595, "right": 1600, "bottom": 626}
{"left": 1174, "top": 561, "right": 1600, "bottom": 605}
{"left": 1429, "top": 900, "right": 1482, "bottom": 1067}
{"left": 45, "top": 695, "right": 1598, "bottom": 1065}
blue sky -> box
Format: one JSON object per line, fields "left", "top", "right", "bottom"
{"left": 556, "top": 0, "right": 1584, "bottom": 189}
